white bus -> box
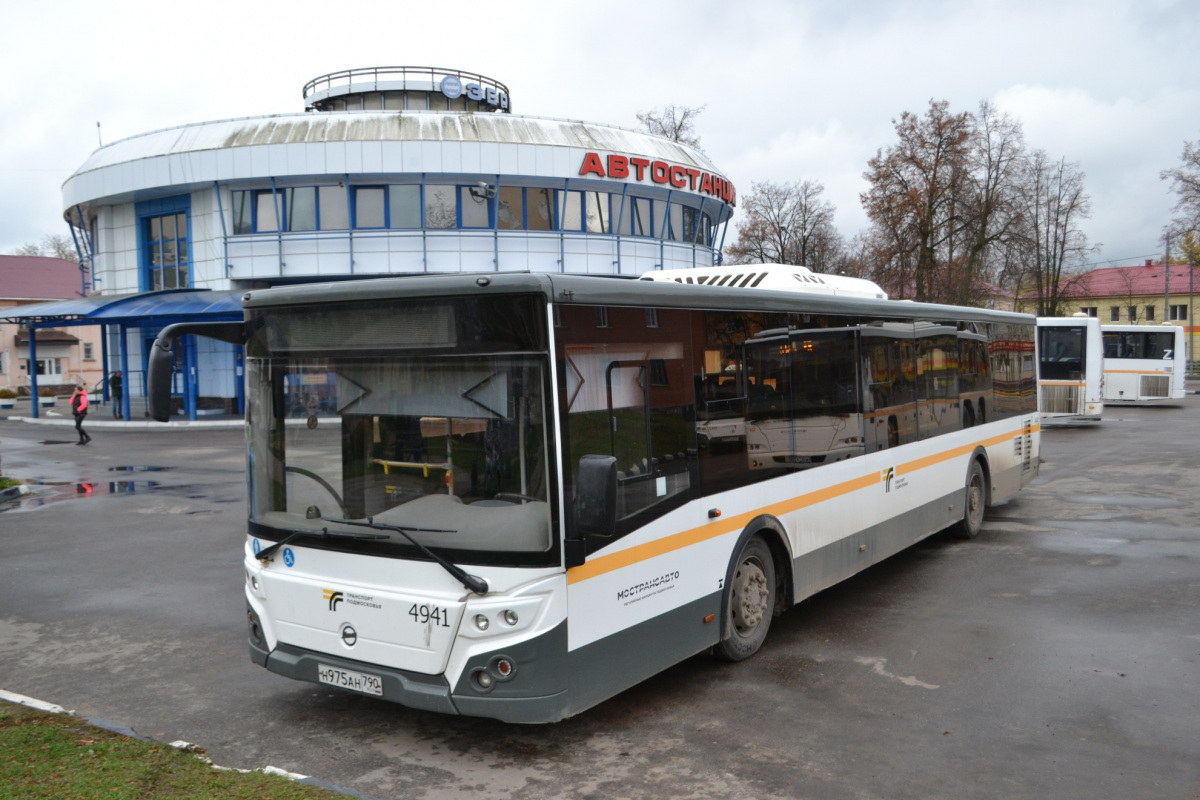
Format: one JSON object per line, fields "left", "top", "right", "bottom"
{"left": 1036, "top": 316, "right": 1104, "bottom": 423}
{"left": 1101, "top": 324, "right": 1188, "bottom": 404}
{"left": 149, "top": 268, "right": 1040, "bottom": 723}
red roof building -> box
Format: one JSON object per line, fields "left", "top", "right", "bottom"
{"left": 0, "top": 255, "right": 104, "bottom": 395}
{"left": 1018, "top": 260, "right": 1200, "bottom": 326}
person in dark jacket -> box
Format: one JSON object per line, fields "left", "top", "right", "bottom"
{"left": 71, "top": 384, "right": 91, "bottom": 445}
{"left": 109, "top": 370, "right": 123, "bottom": 419}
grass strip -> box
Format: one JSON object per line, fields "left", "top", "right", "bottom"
{"left": 0, "top": 700, "right": 347, "bottom": 799}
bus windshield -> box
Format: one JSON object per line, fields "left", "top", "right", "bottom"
{"left": 244, "top": 301, "right": 553, "bottom": 565}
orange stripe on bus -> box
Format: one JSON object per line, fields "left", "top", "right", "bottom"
{"left": 1103, "top": 369, "right": 1169, "bottom": 375}
{"left": 566, "top": 426, "right": 1038, "bottom": 585}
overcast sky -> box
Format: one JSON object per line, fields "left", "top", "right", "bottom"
{"left": 2, "top": 0, "right": 1197, "bottom": 269}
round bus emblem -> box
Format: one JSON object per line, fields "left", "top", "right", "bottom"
{"left": 341, "top": 625, "right": 357, "bottom": 647}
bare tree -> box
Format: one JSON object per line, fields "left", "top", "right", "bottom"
{"left": 956, "top": 102, "right": 1027, "bottom": 306}
{"left": 861, "top": 99, "right": 974, "bottom": 302}
{"left": 1018, "top": 151, "right": 1097, "bottom": 316}
{"left": 9, "top": 233, "right": 79, "bottom": 262}
{"left": 1161, "top": 138, "right": 1200, "bottom": 232}
{"left": 636, "top": 104, "right": 707, "bottom": 152}
{"left": 725, "top": 179, "right": 844, "bottom": 271}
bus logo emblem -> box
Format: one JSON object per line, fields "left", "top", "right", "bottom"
{"left": 881, "top": 467, "right": 895, "bottom": 492}
{"left": 323, "top": 589, "right": 344, "bottom": 611}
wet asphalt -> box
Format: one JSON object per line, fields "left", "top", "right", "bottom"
{"left": 0, "top": 397, "right": 1198, "bottom": 799}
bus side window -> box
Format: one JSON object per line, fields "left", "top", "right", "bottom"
{"left": 557, "top": 305, "right": 697, "bottom": 548}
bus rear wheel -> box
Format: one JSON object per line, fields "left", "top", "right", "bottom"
{"left": 952, "top": 460, "right": 987, "bottom": 539}
{"left": 716, "top": 536, "right": 776, "bottom": 661}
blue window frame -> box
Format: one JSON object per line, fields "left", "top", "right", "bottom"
{"left": 232, "top": 187, "right": 349, "bottom": 232}
{"left": 227, "top": 183, "right": 719, "bottom": 243}
{"left": 137, "top": 195, "right": 190, "bottom": 291}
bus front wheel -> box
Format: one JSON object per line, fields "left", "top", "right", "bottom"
{"left": 716, "top": 536, "right": 776, "bottom": 661}
{"left": 952, "top": 460, "right": 987, "bottom": 540}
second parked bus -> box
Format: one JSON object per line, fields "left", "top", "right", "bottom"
{"left": 1102, "top": 324, "right": 1188, "bottom": 403}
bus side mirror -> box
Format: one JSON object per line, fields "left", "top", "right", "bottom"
{"left": 574, "top": 454, "right": 617, "bottom": 538}
{"left": 147, "top": 321, "right": 247, "bottom": 422}
{"left": 147, "top": 336, "right": 176, "bottom": 422}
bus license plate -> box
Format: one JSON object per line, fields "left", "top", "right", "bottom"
{"left": 317, "top": 664, "right": 383, "bottom": 696}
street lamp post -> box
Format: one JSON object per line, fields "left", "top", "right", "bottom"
{"left": 1164, "top": 230, "right": 1171, "bottom": 324}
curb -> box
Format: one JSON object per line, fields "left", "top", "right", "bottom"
{"left": 0, "top": 689, "right": 383, "bottom": 799}
{"left": 3, "top": 415, "right": 245, "bottom": 430}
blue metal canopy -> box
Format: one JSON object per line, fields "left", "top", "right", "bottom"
{"left": 6, "top": 289, "right": 246, "bottom": 422}
{"left": 0, "top": 288, "right": 243, "bottom": 324}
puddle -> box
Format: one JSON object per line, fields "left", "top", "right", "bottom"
{"left": 1, "top": 480, "right": 167, "bottom": 511}
{"left": 108, "top": 466, "right": 172, "bottom": 473}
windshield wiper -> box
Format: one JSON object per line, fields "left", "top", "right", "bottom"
{"left": 327, "top": 517, "right": 489, "bottom": 596}
{"left": 256, "top": 527, "right": 389, "bottom": 563}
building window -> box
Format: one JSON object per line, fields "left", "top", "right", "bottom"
{"left": 285, "top": 187, "right": 317, "bottom": 231}
{"left": 255, "top": 191, "right": 283, "bottom": 232}
{"left": 1127, "top": 306, "right": 1138, "bottom": 322}
{"left": 83, "top": 343, "right": 95, "bottom": 361}
{"left": 355, "top": 187, "right": 386, "bottom": 228}
{"left": 1079, "top": 307, "right": 1097, "bottom": 317}
{"left": 595, "top": 307, "right": 609, "bottom": 328}
{"left": 1110, "top": 306, "right": 1120, "bottom": 322}
{"left": 30, "top": 358, "right": 62, "bottom": 376}
{"left": 319, "top": 186, "right": 349, "bottom": 229}
{"left": 145, "top": 212, "right": 189, "bottom": 290}
{"left": 425, "top": 185, "right": 457, "bottom": 228}
{"left": 389, "top": 186, "right": 421, "bottom": 228}
{"left": 529, "top": 189, "right": 555, "bottom": 230}
{"left": 559, "top": 191, "right": 584, "bottom": 232}
{"left": 497, "top": 187, "right": 524, "bottom": 230}
{"left": 1169, "top": 304, "right": 1187, "bottom": 321}
{"left": 645, "top": 308, "right": 659, "bottom": 328}
{"left": 233, "top": 187, "right": 348, "bottom": 232}
{"left": 585, "top": 192, "right": 610, "bottom": 233}
{"left": 232, "top": 191, "right": 252, "bottom": 235}
{"left": 1146, "top": 305, "right": 1156, "bottom": 321}
{"left": 459, "top": 186, "right": 491, "bottom": 228}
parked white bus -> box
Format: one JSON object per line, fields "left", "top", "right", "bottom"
{"left": 1101, "top": 324, "right": 1188, "bottom": 404}
{"left": 1036, "top": 316, "right": 1104, "bottom": 423}
{"left": 149, "top": 267, "right": 1040, "bottom": 723}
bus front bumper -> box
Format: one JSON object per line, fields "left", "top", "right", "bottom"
{"left": 250, "top": 621, "right": 571, "bottom": 723}
{"left": 252, "top": 639, "right": 460, "bottom": 715}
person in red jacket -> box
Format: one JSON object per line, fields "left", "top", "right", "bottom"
{"left": 70, "top": 384, "right": 91, "bottom": 445}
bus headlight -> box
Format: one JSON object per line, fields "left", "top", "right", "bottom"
{"left": 474, "top": 614, "right": 490, "bottom": 631}
{"left": 503, "top": 609, "right": 519, "bottom": 626}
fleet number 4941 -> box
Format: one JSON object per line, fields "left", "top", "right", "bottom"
{"left": 409, "top": 603, "right": 449, "bottom": 627}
